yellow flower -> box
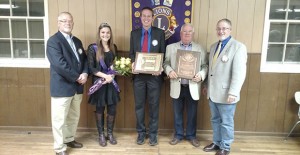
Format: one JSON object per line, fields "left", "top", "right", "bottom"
{"left": 115, "top": 61, "right": 120, "bottom": 65}
{"left": 120, "top": 64, "right": 125, "bottom": 68}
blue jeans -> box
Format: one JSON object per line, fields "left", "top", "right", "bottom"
{"left": 172, "top": 86, "right": 198, "bottom": 140}
{"left": 209, "top": 99, "right": 236, "bottom": 151}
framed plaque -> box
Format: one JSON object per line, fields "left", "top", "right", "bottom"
{"left": 175, "top": 49, "right": 200, "bottom": 79}
{"left": 134, "top": 52, "right": 164, "bottom": 74}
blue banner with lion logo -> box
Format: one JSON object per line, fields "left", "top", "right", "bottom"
{"left": 131, "top": 0, "right": 193, "bottom": 44}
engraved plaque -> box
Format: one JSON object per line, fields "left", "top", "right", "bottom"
{"left": 134, "top": 52, "right": 164, "bottom": 74}
{"left": 175, "top": 49, "right": 200, "bottom": 79}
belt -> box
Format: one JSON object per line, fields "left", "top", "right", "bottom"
{"left": 181, "top": 84, "right": 189, "bottom": 87}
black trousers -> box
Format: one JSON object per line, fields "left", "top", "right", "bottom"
{"left": 133, "top": 74, "right": 163, "bottom": 138}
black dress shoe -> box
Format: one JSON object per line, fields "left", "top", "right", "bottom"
{"left": 203, "top": 143, "right": 220, "bottom": 152}
{"left": 169, "top": 137, "right": 181, "bottom": 145}
{"left": 65, "top": 140, "right": 83, "bottom": 148}
{"left": 215, "top": 149, "right": 230, "bottom": 155}
{"left": 149, "top": 137, "right": 158, "bottom": 146}
{"left": 136, "top": 134, "right": 145, "bottom": 145}
{"left": 56, "top": 150, "right": 68, "bottom": 155}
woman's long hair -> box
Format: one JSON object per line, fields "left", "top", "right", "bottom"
{"left": 96, "top": 22, "right": 116, "bottom": 62}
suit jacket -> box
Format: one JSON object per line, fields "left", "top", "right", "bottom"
{"left": 46, "top": 31, "right": 88, "bottom": 97}
{"left": 207, "top": 37, "right": 247, "bottom": 103}
{"left": 163, "top": 41, "right": 208, "bottom": 100}
{"left": 129, "top": 27, "right": 166, "bottom": 80}
{"left": 129, "top": 26, "right": 166, "bottom": 62}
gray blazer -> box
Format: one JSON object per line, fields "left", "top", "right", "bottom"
{"left": 207, "top": 37, "right": 247, "bottom": 103}
{"left": 163, "top": 41, "right": 208, "bottom": 100}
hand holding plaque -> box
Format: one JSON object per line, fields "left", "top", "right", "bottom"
{"left": 133, "top": 52, "right": 164, "bottom": 74}
{"left": 175, "top": 49, "right": 200, "bottom": 79}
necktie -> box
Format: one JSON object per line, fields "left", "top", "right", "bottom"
{"left": 142, "top": 31, "right": 148, "bottom": 53}
{"left": 212, "top": 41, "right": 222, "bottom": 66}
{"left": 66, "top": 35, "right": 79, "bottom": 62}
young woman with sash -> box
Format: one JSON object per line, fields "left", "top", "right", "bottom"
{"left": 87, "top": 23, "right": 120, "bottom": 147}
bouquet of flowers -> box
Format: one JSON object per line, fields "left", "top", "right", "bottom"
{"left": 113, "top": 57, "right": 132, "bottom": 76}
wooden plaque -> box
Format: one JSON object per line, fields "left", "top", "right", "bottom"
{"left": 134, "top": 52, "right": 164, "bottom": 74}
{"left": 175, "top": 49, "right": 200, "bottom": 79}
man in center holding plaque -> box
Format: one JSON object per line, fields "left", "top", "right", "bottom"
{"left": 163, "top": 23, "right": 208, "bottom": 147}
{"left": 129, "top": 7, "right": 166, "bottom": 146}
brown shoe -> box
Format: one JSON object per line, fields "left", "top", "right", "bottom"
{"left": 56, "top": 150, "right": 68, "bottom": 155}
{"left": 65, "top": 140, "right": 83, "bottom": 148}
{"left": 215, "top": 149, "right": 230, "bottom": 155}
{"left": 189, "top": 139, "right": 200, "bottom": 147}
{"left": 203, "top": 143, "right": 220, "bottom": 152}
{"left": 169, "top": 137, "right": 181, "bottom": 145}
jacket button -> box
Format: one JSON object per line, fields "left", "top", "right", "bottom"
{"left": 210, "top": 75, "right": 213, "bottom": 76}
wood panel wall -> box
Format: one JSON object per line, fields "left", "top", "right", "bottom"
{"left": 1, "top": 0, "right": 300, "bottom": 134}
{"left": 47, "top": 0, "right": 265, "bottom": 53}
{"left": 1, "top": 54, "right": 300, "bottom": 134}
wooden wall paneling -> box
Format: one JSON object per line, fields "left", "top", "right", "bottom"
{"left": 234, "top": 56, "right": 250, "bottom": 131}
{"left": 69, "top": 0, "right": 86, "bottom": 47}
{"left": 191, "top": 0, "right": 201, "bottom": 42}
{"left": 274, "top": 74, "right": 289, "bottom": 132}
{"left": 251, "top": 0, "right": 266, "bottom": 53}
{"left": 206, "top": 0, "right": 228, "bottom": 49}
{"left": 124, "top": 76, "right": 135, "bottom": 129}
{"left": 83, "top": 0, "right": 97, "bottom": 49}
{"left": 115, "top": 0, "right": 126, "bottom": 50}
{"left": 85, "top": 78, "right": 95, "bottom": 128}
{"left": 44, "top": 69, "right": 51, "bottom": 126}
{"left": 0, "top": 68, "right": 8, "bottom": 125}
{"left": 47, "top": 0, "right": 59, "bottom": 35}
{"left": 200, "top": 95, "right": 211, "bottom": 130}
{"left": 197, "top": 0, "right": 209, "bottom": 51}
{"left": 227, "top": 0, "right": 238, "bottom": 38}
{"left": 235, "top": 0, "right": 255, "bottom": 53}
{"left": 163, "top": 80, "right": 173, "bottom": 129}
{"left": 58, "top": 0, "right": 69, "bottom": 13}
{"left": 115, "top": 52, "right": 126, "bottom": 128}
{"left": 284, "top": 74, "right": 300, "bottom": 133}
{"left": 124, "top": 0, "right": 131, "bottom": 51}
{"left": 158, "top": 82, "right": 166, "bottom": 129}
{"left": 5, "top": 68, "right": 19, "bottom": 125}
{"left": 256, "top": 73, "right": 281, "bottom": 132}
{"left": 244, "top": 54, "right": 261, "bottom": 131}
{"left": 96, "top": 0, "right": 116, "bottom": 36}
{"left": 17, "top": 68, "right": 45, "bottom": 126}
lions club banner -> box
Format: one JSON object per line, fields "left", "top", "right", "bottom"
{"left": 131, "top": 0, "right": 193, "bottom": 44}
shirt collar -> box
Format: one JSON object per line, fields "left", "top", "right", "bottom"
{"left": 60, "top": 31, "right": 73, "bottom": 39}
{"left": 180, "top": 41, "right": 192, "bottom": 47}
{"left": 220, "top": 36, "right": 231, "bottom": 45}
{"left": 142, "top": 27, "right": 152, "bottom": 34}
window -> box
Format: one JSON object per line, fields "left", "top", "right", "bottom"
{"left": 0, "top": 0, "right": 49, "bottom": 68}
{"left": 261, "top": 0, "right": 300, "bottom": 73}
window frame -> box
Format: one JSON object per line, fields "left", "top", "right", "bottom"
{"left": 261, "top": 0, "right": 300, "bottom": 73}
{"left": 0, "top": 0, "right": 49, "bottom": 68}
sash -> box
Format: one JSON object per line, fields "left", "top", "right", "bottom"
{"left": 88, "top": 44, "right": 120, "bottom": 95}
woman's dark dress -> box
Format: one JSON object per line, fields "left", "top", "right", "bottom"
{"left": 87, "top": 44, "right": 120, "bottom": 107}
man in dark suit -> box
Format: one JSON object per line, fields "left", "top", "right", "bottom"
{"left": 129, "top": 7, "right": 166, "bottom": 146}
{"left": 46, "top": 12, "right": 88, "bottom": 155}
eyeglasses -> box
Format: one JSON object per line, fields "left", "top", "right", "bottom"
{"left": 216, "top": 27, "right": 230, "bottom": 31}
{"left": 59, "top": 20, "right": 73, "bottom": 24}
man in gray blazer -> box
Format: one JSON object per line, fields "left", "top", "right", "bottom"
{"left": 163, "top": 23, "right": 208, "bottom": 147}
{"left": 203, "top": 19, "right": 247, "bottom": 155}
{"left": 47, "top": 12, "right": 88, "bottom": 155}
